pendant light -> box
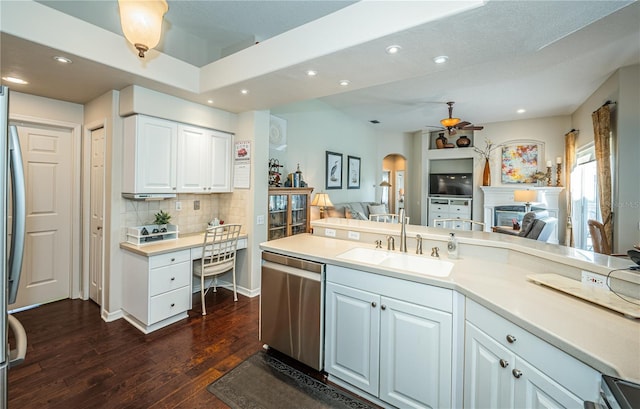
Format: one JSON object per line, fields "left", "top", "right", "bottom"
{"left": 118, "top": 0, "right": 168, "bottom": 58}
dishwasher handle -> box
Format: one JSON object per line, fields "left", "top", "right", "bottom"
{"left": 262, "top": 261, "right": 322, "bottom": 282}
{"left": 262, "top": 252, "right": 323, "bottom": 274}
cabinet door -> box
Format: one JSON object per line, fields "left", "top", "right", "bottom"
{"left": 268, "top": 194, "right": 288, "bottom": 240}
{"left": 464, "top": 322, "right": 516, "bottom": 409}
{"left": 290, "top": 193, "right": 309, "bottom": 236}
{"left": 379, "top": 296, "right": 453, "bottom": 409}
{"left": 132, "top": 116, "right": 178, "bottom": 194}
{"left": 513, "top": 358, "right": 584, "bottom": 409}
{"left": 208, "top": 130, "right": 232, "bottom": 192}
{"left": 177, "top": 125, "right": 210, "bottom": 193}
{"left": 325, "top": 282, "right": 380, "bottom": 396}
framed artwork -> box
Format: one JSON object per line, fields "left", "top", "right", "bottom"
{"left": 501, "top": 140, "right": 544, "bottom": 184}
{"left": 234, "top": 141, "right": 250, "bottom": 160}
{"left": 325, "top": 151, "right": 343, "bottom": 189}
{"left": 347, "top": 155, "right": 361, "bottom": 189}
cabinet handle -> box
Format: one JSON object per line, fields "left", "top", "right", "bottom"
{"left": 170, "top": 303, "right": 175, "bottom": 308}
{"left": 512, "top": 369, "right": 522, "bottom": 379}
{"left": 371, "top": 301, "right": 377, "bottom": 308}
{"left": 170, "top": 277, "right": 175, "bottom": 281}
{"left": 506, "top": 334, "right": 517, "bottom": 343}
{"left": 381, "top": 304, "right": 387, "bottom": 310}
{"left": 171, "top": 258, "right": 175, "bottom": 262}
{"left": 499, "top": 359, "right": 509, "bottom": 368}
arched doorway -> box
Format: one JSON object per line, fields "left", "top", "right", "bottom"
{"left": 382, "top": 154, "right": 407, "bottom": 214}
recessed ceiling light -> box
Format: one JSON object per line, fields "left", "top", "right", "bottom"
{"left": 53, "top": 56, "right": 72, "bottom": 64}
{"left": 339, "top": 80, "right": 351, "bottom": 86}
{"left": 240, "top": 89, "right": 249, "bottom": 95}
{"left": 2, "top": 76, "right": 28, "bottom": 85}
{"left": 386, "top": 45, "right": 402, "bottom": 54}
{"left": 433, "top": 55, "right": 449, "bottom": 64}
{"left": 517, "top": 108, "right": 526, "bottom": 114}
{"left": 306, "top": 70, "right": 318, "bottom": 77}
{"left": 207, "top": 99, "right": 214, "bottom": 104}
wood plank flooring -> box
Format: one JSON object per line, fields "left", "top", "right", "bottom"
{"left": 8, "top": 289, "right": 263, "bottom": 408}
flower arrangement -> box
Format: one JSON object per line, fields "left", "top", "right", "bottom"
{"left": 532, "top": 171, "right": 547, "bottom": 181}
{"left": 473, "top": 138, "right": 501, "bottom": 161}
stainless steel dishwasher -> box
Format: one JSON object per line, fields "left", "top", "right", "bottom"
{"left": 260, "top": 251, "right": 324, "bottom": 370}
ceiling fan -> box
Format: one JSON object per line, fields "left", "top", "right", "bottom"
{"left": 430, "top": 101, "right": 484, "bottom": 135}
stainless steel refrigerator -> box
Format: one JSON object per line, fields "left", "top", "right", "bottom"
{"left": 0, "top": 86, "right": 27, "bottom": 407}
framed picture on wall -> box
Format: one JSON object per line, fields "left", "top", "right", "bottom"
{"left": 347, "top": 156, "right": 361, "bottom": 189}
{"left": 501, "top": 140, "right": 545, "bottom": 184}
{"left": 326, "top": 151, "right": 343, "bottom": 189}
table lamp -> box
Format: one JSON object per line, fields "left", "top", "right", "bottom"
{"left": 514, "top": 189, "right": 537, "bottom": 212}
{"left": 311, "top": 193, "right": 334, "bottom": 219}
{"left": 379, "top": 180, "right": 391, "bottom": 204}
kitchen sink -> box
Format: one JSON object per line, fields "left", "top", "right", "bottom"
{"left": 336, "top": 247, "right": 454, "bottom": 277}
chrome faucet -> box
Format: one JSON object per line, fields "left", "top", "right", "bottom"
{"left": 431, "top": 247, "right": 440, "bottom": 258}
{"left": 387, "top": 235, "right": 395, "bottom": 251}
{"left": 399, "top": 208, "right": 407, "bottom": 252}
{"left": 416, "top": 234, "right": 423, "bottom": 255}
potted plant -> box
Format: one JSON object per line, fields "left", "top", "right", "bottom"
{"left": 153, "top": 210, "right": 171, "bottom": 232}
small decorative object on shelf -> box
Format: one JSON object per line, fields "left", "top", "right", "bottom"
{"left": 556, "top": 157, "right": 563, "bottom": 187}
{"left": 153, "top": 210, "right": 171, "bottom": 228}
{"left": 532, "top": 171, "right": 548, "bottom": 187}
{"left": 456, "top": 135, "right": 471, "bottom": 148}
{"left": 435, "top": 133, "right": 455, "bottom": 149}
{"left": 268, "top": 158, "right": 283, "bottom": 187}
{"left": 482, "top": 159, "right": 491, "bottom": 186}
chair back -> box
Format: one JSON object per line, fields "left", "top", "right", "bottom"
{"left": 200, "top": 224, "right": 241, "bottom": 274}
{"left": 588, "top": 219, "right": 611, "bottom": 255}
{"left": 369, "top": 213, "right": 400, "bottom": 223}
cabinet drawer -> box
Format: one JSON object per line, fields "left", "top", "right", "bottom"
{"left": 431, "top": 204, "right": 449, "bottom": 212}
{"left": 149, "top": 261, "right": 190, "bottom": 296}
{"left": 449, "top": 205, "right": 471, "bottom": 216}
{"left": 431, "top": 212, "right": 449, "bottom": 221}
{"left": 466, "top": 299, "right": 599, "bottom": 399}
{"left": 149, "top": 249, "right": 190, "bottom": 269}
{"left": 149, "top": 286, "right": 191, "bottom": 324}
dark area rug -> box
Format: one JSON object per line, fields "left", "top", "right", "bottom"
{"left": 207, "top": 352, "right": 376, "bottom": 409}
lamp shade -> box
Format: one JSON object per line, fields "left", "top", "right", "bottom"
{"left": 311, "top": 193, "right": 333, "bottom": 208}
{"left": 379, "top": 181, "right": 391, "bottom": 187}
{"left": 514, "top": 190, "right": 537, "bottom": 203}
{"left": 440, "top": 117, "right": 461, "bottom": 128}
{"left": 118, "top": 0, "right": 168, "bottom": 57}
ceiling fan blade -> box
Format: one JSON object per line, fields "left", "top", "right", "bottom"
{"left": 456, "top": 121, "right": 471, "bottom": 128}
{"left": 462, "top": 125, "right": 484, "bottom": 130}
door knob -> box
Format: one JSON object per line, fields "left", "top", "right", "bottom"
{"left": 499, "top": 359, "right": 509, "bottom": 368}
{"left": 506, "top": 334, "right": 517, "bottom": 343}
{"left": 512, "top": 369, "right": 522, "bottom": 378}
{"left": 371, "top": 301, "right": 377, "bottom": 308}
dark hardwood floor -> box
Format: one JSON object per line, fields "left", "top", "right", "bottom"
{"left": 8, "top": 289, "right": 263, "bottom": 408}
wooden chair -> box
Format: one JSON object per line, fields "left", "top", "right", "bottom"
{"left": 434, "top": 218, "right": 485, "bottom": 231}
{"left": 193, "top": 224, "right": 241, "bottom": 315}
{"left": 587, "top": 219, "right": 626, "bottom": 256}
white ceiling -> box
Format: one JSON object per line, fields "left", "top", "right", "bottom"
{"left": 2, "top": 0, "right": 639, "bottom": 134}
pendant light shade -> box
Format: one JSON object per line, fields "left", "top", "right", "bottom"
{"left": 118, "top": 0, "right": 168, "bottom": 58}
{"left": 440, "top": 101, "right": 461, "bottom": 128}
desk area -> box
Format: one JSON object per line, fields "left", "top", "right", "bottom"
{"left": 120, "top": 232, "right": 248, "bottom": 334}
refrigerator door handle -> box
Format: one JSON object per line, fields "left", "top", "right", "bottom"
{"left": 8, "top": 125, "right": 25, "bottom": 305}
{"left": 7, "top": 315, "right": 26, "bottom": 368}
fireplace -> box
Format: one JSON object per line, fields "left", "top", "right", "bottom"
{"left": 480, "top": 186, "right": 563, "bottom": 244}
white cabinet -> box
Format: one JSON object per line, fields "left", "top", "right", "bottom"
{"left": 429, "top": 196, "right": 472, "bottom": 228}
{"left": 325, "top": 265, "right": 454, "bottom": 408}
{"left": 123, "top": 115, "right": 178, "bottom": 195}
{"left": 122, "top": 249, "right": 191, "bottom": 333}
{"left": 177, "top": 124, "right": 233, "bottom": 193}
{"left": 463, "top": 299, "right": 600, "bottom": 408}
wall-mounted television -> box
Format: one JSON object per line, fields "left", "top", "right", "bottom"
{"left": 429, "top": 173, "right": 473, "bottom": 197}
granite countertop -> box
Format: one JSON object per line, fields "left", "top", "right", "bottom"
{"left": 260, "top": 230, "right": 640, "bottom": 383}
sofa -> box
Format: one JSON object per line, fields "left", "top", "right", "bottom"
{"left": 494, "top": 210, "right": 557, "bottom": 242}
{"left": 311, "top": 201, "right": 389, "bottom": 221}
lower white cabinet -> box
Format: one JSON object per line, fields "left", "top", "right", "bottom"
{"left": 122, "top": 249, "right": 191, "bottom": 333}
{"left": 463, "top": 299, "right": 600, "bottom": 408}
{"left": 325, "top": 265, "right": 454, "bottom": 408}
{"left": 429, "top": 196, "right": 473, "bottom": 228}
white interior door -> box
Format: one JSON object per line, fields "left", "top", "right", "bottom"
{"left": 10, "top": 125, "right": 73, "bottom": 309}
{"left": 89, "top": 127, "right": 105, "bottom": 305}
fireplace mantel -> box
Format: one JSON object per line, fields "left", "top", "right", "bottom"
{"left": 480, "top": 186, "right": 564, "bottom": 243}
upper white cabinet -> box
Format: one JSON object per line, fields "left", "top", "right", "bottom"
{"left": 123, "top": 115, "right": 233, "bottom": 195}
{"left": 123, "top": 115, "right": 178, "bottom": 195}
{"left": 177, "top": 124, "right": 233, "bottom": 193}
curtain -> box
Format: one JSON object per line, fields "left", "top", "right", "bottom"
{"left": 564, "top": 130, "right": 577, "bottom": 247}
{"left": 591, "top": 105, "right": 613, "bottom": 249}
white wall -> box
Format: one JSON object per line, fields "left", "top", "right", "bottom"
{"left": 270, "top": 99, "right": 389, "bottom": 205}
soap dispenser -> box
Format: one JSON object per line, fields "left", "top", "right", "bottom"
{"left": 447, "top": 232, "right": 459, "bottom": 259}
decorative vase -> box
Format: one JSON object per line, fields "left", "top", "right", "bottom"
{"left": 435, "top": 133, "right": 447, "bottom": 149}
{"left": 456, "top": 135, "right": 471, "bottom": 147}
{"left": 482, "top": 158, "right": 491, "bottom": 186}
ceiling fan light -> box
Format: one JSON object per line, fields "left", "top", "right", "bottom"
{"left": 440, "top": 117, "right": 461, "bottom": 127}
{"left": 118, "top": 0, "right": 168, "bottom": 58}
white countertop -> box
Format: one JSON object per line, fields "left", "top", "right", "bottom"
{"left": 120, "top": 232, "right": 248, "bottom": 257}
{"left": 260, "top": 223, "right": 640, "bottom": 384}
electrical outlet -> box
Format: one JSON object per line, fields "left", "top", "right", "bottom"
{"left": 175, "top": 201, "right": 182, "bottom": 211}
{"left": 324, "top": 228, "right": 336, "bottom": 237}
{"left": 347, "top": 231, "right": 360, "bottom": 240}
{"left": 581, "top": 271, "right": 608, "bottom": 289}
{"left": 193, "top": 200, "right": 200, "bottom": 210}
{"left": 257, "top": 215, "right": 265, "bottom": 225}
